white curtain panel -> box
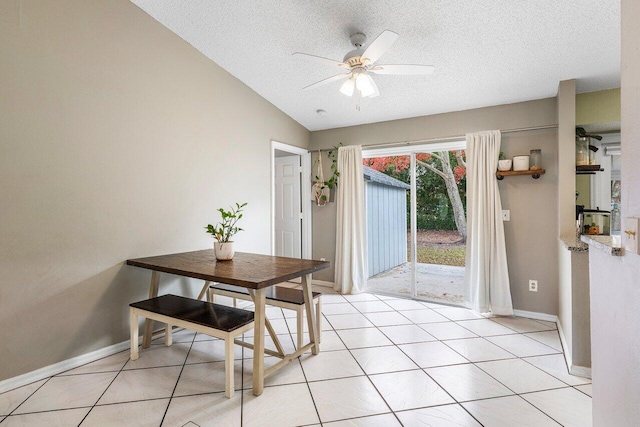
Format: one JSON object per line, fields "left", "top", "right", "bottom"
{"left": 334, "top": 145, "right": 368, "bottom": 294}
{"left": 464, "top": 130, "right": 514, "bottom": 315}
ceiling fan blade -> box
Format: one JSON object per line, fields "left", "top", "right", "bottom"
{"left": 370, "top": 64, "right": 435, "bottom": 75}
{"left": 293, "top": 52, "right": 350, "bottom": 69}
{"left": 303, "top": 73, "right": 351, "bottom": 91}
{"left": 361, "top": 30, "right": 399, "bottom": 64}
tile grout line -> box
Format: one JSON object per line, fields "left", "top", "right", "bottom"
{"left": 76, "top": 342, "right": 144, "bottom": 425}
{"left": 158, "top": 329, "right": 198, "bottom": 426}
{"left": 312, "top": 304, "right": 400, "bottom": 426}
{"left": 3, "top": 376, "right": 53, "bottom": 418}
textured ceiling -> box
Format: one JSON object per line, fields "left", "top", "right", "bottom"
{"left": 130, "top": 0, "right": 620, "bottom": 131}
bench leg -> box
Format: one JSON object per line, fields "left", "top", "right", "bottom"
{"left": 130, "top": 310, "right": 139, "bottom": 361}
{"left": 316, "top": 298, "right": 322, "bottom": 344}
{"left": 165, "top": 323, "right": 172, "bottom": 346}
{"left": 142, "top": 271, "right": 160, "bottom": 348}
{"left": 296, "top": 307, "right": 304, "bottom": 350}
{"left": 225, "top": 335, "right": 234, "bottom": 398}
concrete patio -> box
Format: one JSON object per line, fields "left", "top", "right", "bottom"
{"left": 366, "top": 262, "right": 465, "bottom": 305}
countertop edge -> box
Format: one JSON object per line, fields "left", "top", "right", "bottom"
{"left": 580, "top": 235, "right": 624, "bottom": 256}
{"left": 559, "top": 236, "right": 589, "bottom": 252}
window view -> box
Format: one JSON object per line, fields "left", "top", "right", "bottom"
{"left": 364, "top": 149, "right": 467, "bottom": 305}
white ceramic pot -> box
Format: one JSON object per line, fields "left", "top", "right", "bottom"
{"left": 214, "top": 241, "right": 235, "bottom": 261}
{"left": 513, "top": 155, "right": 530, "bottom": 171}
{"left": 498, "top": 159, "right": 512, "bottom": 171}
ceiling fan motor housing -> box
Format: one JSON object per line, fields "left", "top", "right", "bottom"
{"left": 343, "top": 51, "right": 365, "bottom": 67}
{"left": 343, "top": 32, "right": 368, "bottom": 67}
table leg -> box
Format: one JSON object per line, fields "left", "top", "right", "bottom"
{"left": 142, "top": 271, "right": 160, "bottom": 348}
{"left": 252, "top": 288, "right": 266, "bottom": 396}
{"left": 302, "top": 273, "right": 319, "bottom": 355}
{"left": 248, "top": 289, "right": 285, "bottom": 357}
{"left": 197, "top": 281, "right": 211, "bottom": 300}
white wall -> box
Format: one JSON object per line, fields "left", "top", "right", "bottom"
{"left": 0, "top": 0, "right": 309, "bottom": 380}
{"left": 590, "top": 0, "right": 640, "bottom": 424}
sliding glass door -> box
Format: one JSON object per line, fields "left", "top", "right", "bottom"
{"left": 363, "top": 142, "right": 466, "bottom": 305}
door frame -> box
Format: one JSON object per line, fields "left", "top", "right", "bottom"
{"left": 271, "top": 140, "right": 312, "bottom": 259}
{"left": 363, "top": 140, "right": 466, "bottom": 299}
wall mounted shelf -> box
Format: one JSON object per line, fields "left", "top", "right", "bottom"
{"left": 576, "top": 165, "right": 604, "bottom": 174}
{"left": 496, "top": 169, "right": 546, "bottom": 180}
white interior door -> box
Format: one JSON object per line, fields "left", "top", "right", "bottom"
{"left": 275, "top": 155, "right": 302, "bottom": 258}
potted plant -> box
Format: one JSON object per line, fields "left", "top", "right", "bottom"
{"left": 205, "top": 202, "right": 247, "bottom": 260}
{"left": 498, "top": 151, "right": 512, "bottom": 171}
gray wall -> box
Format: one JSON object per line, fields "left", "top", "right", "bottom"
{"left": 366, "top": 183, "right": 408, "bottom": 277}
{"left": 590, "top": 0, "right": 640, "bottom": 423}
{"left": 0, "top": 0, "right": 309, "bottom": 380}
{"left": 310, "top": 99, "right": 560, "bottom": 316}
{"left": 497, "top": 129, "right": 559, "bottom": 315}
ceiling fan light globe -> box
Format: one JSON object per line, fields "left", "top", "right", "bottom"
{"left": 356, "top": 74, "right": 375, "bottom": 97}
{"left": 340, "top": 78, "right": 355, "bottom": 96}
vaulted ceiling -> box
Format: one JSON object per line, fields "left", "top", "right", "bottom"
{"left": 131, "top": 0, "right": 620, "bottom": 131}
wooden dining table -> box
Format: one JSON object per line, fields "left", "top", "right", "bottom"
{"left": 126, "top": 250, "right": 329, "bottom": 395}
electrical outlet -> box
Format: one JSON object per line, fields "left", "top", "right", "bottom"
{"left": 529, "top": 280, "right": 538, "bottom": 292}
{"left": 502, "top": 210, "right": 510, "bottom": 221}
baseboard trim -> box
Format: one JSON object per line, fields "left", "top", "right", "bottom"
{"left": 556, "top": 320, "right": 592, "bottom": 379}
{"left": 570, "top": 364, "right": 592, "bottom": 378}
{"left": 0, "top": 339, "right": 132, "bottom": 394}
{"left": 557, "top": 320, "right": 573, "bottom": 368}
{"left": 513, "top": 309, "right": 558, "bottom": 323}
{"left": 312, "top": 279, "right": 334, "bottom": 288}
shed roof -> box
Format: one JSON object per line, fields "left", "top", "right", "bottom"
{"left": 363, "top": 166, "right": 411, "bottom": 190}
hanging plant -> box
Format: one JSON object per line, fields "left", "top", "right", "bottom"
{"left": 312, "top": 143, "right": 342, "bottom": 206}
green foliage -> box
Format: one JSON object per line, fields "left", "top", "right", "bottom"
{"left": 325, "top": 143, "right": 342, "bottom": 189}
{"left": 415, "top": 153, "right": 467, "bottom": 230}
{"left": 205, "top": 202, "right": 247, "bottom": 243}
{"left": 314, "top": 143, "right": 343, "bottom": 194}
{"left": 373, "top": 152, "right": 466, "bottom": 230}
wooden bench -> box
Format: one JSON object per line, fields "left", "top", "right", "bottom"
{"left": 207, "top": 283, "right": 322, "bottom": 350}
{"left": 130, "top": 294, "right": 254, "bottom": 398}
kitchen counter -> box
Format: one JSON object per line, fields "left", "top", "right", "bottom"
{"left": 580, "top": 235, "right": 623, "bottom": 256}
{"left": 560, "top": 235, "right": 589, "bottom": 252}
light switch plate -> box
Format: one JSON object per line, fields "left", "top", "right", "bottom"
{"left": 502, "top": 210, "right": 510, "bottom": 221}
{"left": 625, "top": 217, "right": 639, "bottom": 254}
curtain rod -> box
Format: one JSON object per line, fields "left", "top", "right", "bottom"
{"left": 309, "top": 124, "right": 558, "bottom": 153}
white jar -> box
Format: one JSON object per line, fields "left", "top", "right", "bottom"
{"left": 513, "top": 155, "right": 530, "bottom": 171}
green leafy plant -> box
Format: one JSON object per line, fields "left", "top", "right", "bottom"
{"left": 499, "top": 151, "right": 506, "bottom": 160}
{"left": 205, "top": 202, "right": 247, "bottom": 243}
{"left": 313, "top": 143, "right": 342, "bottom": 204}
{"left": 325, "top": 143, "right": 342, "bottom": 189}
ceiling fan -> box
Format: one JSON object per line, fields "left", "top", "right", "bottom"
{"left": 293, "top": 30, "right": 435, "bottom": 98}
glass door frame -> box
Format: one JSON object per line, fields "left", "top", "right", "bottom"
{"left": 363, "top": 140, "right": 466, "bottom": 300}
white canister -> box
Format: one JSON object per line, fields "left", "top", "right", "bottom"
{"left": 513, "top": 155, "right": 530, "bottom": 171}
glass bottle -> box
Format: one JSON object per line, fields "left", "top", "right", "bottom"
{"left": 576, "top": 137, "right": 589, "bottom": 166}
{"left": 530, "top": 149, "right": 542, "bottom": 170}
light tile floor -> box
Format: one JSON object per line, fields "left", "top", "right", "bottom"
{"left": 0, "top": 288, "right": 592, "bottom": 426}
